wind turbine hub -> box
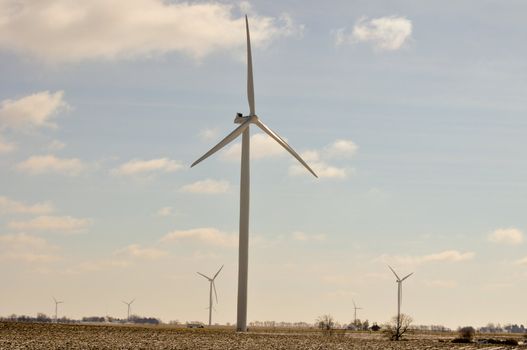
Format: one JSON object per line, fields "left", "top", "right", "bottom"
{"left": 234, "top": 113, "right": 257, "bottom": 124}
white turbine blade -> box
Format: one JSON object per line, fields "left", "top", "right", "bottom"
{"left": 213, "top": 265, "right": 224, "bottom": 279}
{"left": 130, "top": 299, "right": 135, "bottom": 305}
{"left": 352, "top": 299, "right": 356, "bottom": 308}
{"left": 388, "top": 265, "right": 401, "bottom": 281}
{"left": 254, "top": 120, "right": 318, "bottom": 178}
{"left": 401, "top": 272, "right": 414, "bottom": 281}
{"left": 122, "top": 301, "right": 127, "bottom": 305}
{"left": 245, "top": 15, "right": 255, "bottom": 116}
{"left": 197, "top": 272, "right": 211, "bottom": 280}
{"left": 53, "top": 296, "right": 57, "bottom": 303}
{"left": 213, "top": 281, "right": 218, "bottom": 303}
{"left": 191, "top": 119, "right": 251, "bottom": 167}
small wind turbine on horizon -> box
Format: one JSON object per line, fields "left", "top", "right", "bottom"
{"left": 352, "top": 299, "right": 362, "bottom": 326}
{"left": 197, "top": 265, "right": 223, "bottom": 326}
{"left": 191, "top": 15, "right": 317, "bottom": 332}
{"left": 388, "top": 266, "right": 413, "bottom": 334}
{"left": 52, "top": 296, "right": 63, "bottom": 323}
{"left": 122, "top": 299, "right": 135, "bottom": 322}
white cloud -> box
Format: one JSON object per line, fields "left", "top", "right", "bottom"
{"left": 48, "top": 140, "right": 66, "bottom": 151}
{"left": 288, "top": 139, "right": 357, "bottom": 179}
{"left": 114, "top": 244, "right": 168, "bottom": 260}
{"left": 180, "top": 179, "right": 230, "bottom": 194}
{"left": 514, "top": 256, "right": 527, "bottom": 266}
{"left": 488, "top": 228, "right": 524, "bottom": 245}
{"left": 0, "top": 137, "right": 15, "bottom": 153}
{"left": 161, "top": 227, "right": 237, "bottom": 247}
{"left": 0, "top": 0, "right": 303, "bottom": 63}
{"left": 289, "top": 150, "right": 348, "bottom": 179}
{"left": 222, "top": 135, "right": 356, "bottom": 180}
{"left": 0, "top": 233, "right": 60, "bottom": 263}
{"left": 199, "top": 128, "right": 219, "bottom": 141}
{"left": 16, "top": 154, "right": 86, "bottom": 176}
{"left": 378, "top": 250, "right": 475, "bottom": 266}
{"left": 0, "top": 196, "right": 54, "bottom": 215}
{"left": 156, "top": 206, "right": 173, "bottom": 217}
{"left": 222, "top": 133, "right": 287, "bottom": 161}
{"left": 325, "top": 139, "right": 358, "bottom": 158}
{"left": 112, "top": 158, "right": 182, "bottom": 176}
{"left": 8, "top": 215, "right": 90, "bottom": 233}
{"left": 335, "top": 16, "right": 412, "bottom": 51}
{"left": 292, "top": 231, "right": 326, "bottom": 241}
{"left": 0, "top": 91, "right": 68, "bottom": 130}
{"left": 0, "top": 232, "right": 49, "bottom": 247}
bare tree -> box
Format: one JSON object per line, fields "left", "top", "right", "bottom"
{"left": 385, "top": 313, "right": 412, "bottom": 340}
{"left": 316, "top": 314, "right": 335, "bottom": 334}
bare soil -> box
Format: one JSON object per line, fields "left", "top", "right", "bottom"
{"left": 1, "top": 322, "right": 525, "bottom": 350}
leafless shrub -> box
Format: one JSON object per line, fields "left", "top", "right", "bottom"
{"left": 384, "top": 314, "right": 412, "bottom": 341}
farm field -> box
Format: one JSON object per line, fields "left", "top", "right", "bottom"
{"left": 1, "top": 322, "right": 525, "bottom": 350}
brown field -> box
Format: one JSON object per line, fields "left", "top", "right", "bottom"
{"left": 1, "top": 322, "right": 525, "bottom": 349}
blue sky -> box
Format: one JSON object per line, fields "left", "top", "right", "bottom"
{"left": 1, "top": 0, "right": 526, "bottom": 328}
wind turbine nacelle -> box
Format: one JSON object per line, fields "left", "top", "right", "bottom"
{"left": 234, "top": 112, "right": 249, "bottom": 124}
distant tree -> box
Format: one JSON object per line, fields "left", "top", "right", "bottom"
{"left": 453, "top": 326, "right": 475, "bottom": 343}
{"left": 385, "top": 314, "right": 413, "bottom": 340}
{"left": 371, "top": 323, "right": 381, "bottom": 332}
{"left": 316, "top": 314, "right": 335, "bottom": 334}
{"left": 36, "top": 313, "right": 51, "bottom": 323}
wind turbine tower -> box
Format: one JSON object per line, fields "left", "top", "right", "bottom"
{"left": 352, "top": 299, "right": 362, "bottom": 326}
{"left": 388, "top": 266, "right": 413, "bottom": 333}
{"left": 122, "top": 299, "right": 135, "bottom": 322}
{"left": 191, "top": 16, "right": 317, "bottom": 332}
{"left": 197, "top": 265, "right": 224, "bottom": 326}
{"left": 52, "top": 297, "right": 63, "bottom": 323}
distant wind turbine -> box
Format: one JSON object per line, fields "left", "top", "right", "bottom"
{"left": 352, "top": 299, "right": 363, "bottom": 326}
{"left": 122, "top": 299, "right": 135, "bottom": 322}
{"left": 197, "top": 265, "right": 224, "bottom": 326}
{"left": 52, "top": 296, "right": 63, "bottom": 323}
{"left": 191, "top": 15, "right": 317, "bottom": 332}
{"left": 388, "top": 266, "right": 413, "bottom": 333}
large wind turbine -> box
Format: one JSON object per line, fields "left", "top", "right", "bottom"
{"left": 352, "top": 299, "right": 362, "bottom": 326}
{"left": 388, "top": 266, "right": 413, "bottom": 333}
{"left": 52, "top": 296, "right": 63, "bottom": 323}
{"left": 122, "top": 299, "right": 135, "bottom": 322}
{"left": 197, "top": 265, "right": 224, "bottom": 326}
{"left": 191, "top": 16, "right": 317, "bottom": 332}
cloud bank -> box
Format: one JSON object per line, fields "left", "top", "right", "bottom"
{"left": 0, "top": 0, "right": 303, "bottom": 63}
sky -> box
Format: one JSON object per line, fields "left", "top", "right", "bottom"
{"left": 1, "top": 0, "right": 526, "bottom": 329}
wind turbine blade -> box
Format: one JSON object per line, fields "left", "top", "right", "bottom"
{"left": 352, "top": 299, "right": 356, "bottom": 308}
{"left": 254, "top": 120, "right": 318, "bottom": 178}
{"left": 122, "top": 301, "right": 127, "bottom": 305}
{"left": 401, "top": 272, "right": 414, "bottom": 281}
{"left": 53, "top": 296, "right": 57, "bottom": 303}
{"left": 245, "top": 15, "right": 255, "bottom": 116}
{"left": 130, "top": 299, "right": 135, "bottom": 305}
{"left": 191, "top": 119, "right": 251, "bottom": 167}
{"left": 388, "top": 265, "right": 401, "bottom": 280}
{"left": 213, "top": 281, "right": 218, "bottom": 304}
{"left": 213, "top": 265, "right": 224, "bottom": 279}
{"left": 197, "top": 272, "right": 211, "bottom": 280}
